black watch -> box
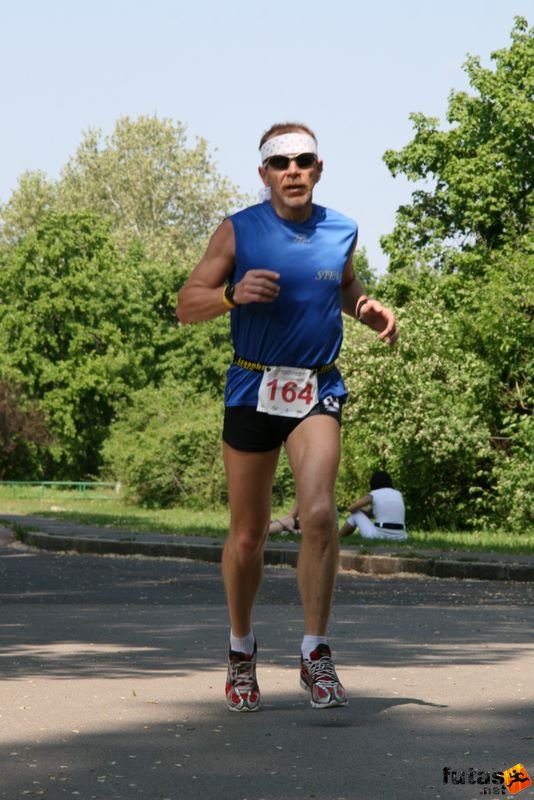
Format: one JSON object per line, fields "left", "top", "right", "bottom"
{"left": 224, "top": 283, "right": 238, "bottom": 307}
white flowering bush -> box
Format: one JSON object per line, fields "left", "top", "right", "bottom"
{"left": 338, "top": 293, "right": 495, "bottom": 529}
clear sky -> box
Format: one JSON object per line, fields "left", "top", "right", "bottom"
{"left": 1, "top": 1, "right": 529, "bottom": 273}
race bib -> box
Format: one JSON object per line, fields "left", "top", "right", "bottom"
{"left": 257, "top": 366, "right": 318, "bottom": 418}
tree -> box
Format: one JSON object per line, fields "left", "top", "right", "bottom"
{"left": 57, "top": 115, "right": 248, "bottom": 263}
{"left": 352, "top": 246, "right": 378, "bottom": 294}
{"left": 338, "top": 239, "right": 533, "bottom": 531}
{"left": 454, "top": 242, "right": 534, "bottom": 530}
{"left": 456, "top": 244, "right": 533, "bottom": 423}
{"left": 0, "top": 211, "right": 157, "bottom": 477}
{"left": 364, "top": 18, "right": 533, "bottom": 532}
{"left": 0, "top": 116, "right": 248, "bottom": 481}
{"left": 0, "top": 171, "right": 56, "bottom": 248}
{"left": 381, "top": 17, "right": 533, "bottom": 276}
{"left": 338, "top": 292, "right": 496, "bottom": 529}
{"left": 0, "top": 115, "right": 249, "bottom": 268}
{"left": 490, "top": 415, "right": 534, "bottom": 531}
{"left": 136, "top": 252, "right": 233, "bottom": 394}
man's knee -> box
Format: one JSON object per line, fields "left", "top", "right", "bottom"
{"left": 300, "top": 502, "right": 337, "bottom": 543}
{"left": 226, "top": 527, "right": 268, "bottom": 567}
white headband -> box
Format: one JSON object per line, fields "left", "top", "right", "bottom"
{"left": 260, "top": 132, "right": 318, "bottom": 163}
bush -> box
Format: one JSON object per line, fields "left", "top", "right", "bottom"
{"left": 0, "top": 379, "right": 53, "bottom": 479}
{"left": 489, "top": 416, "right": 534, "bottom": 532}
{"left": 338, "top": 292, "right": 495, "bottom": 529}
{"left": 102, "top": 383, "right": 226, "bottom": 508}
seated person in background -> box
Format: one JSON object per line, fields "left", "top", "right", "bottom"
{"left": 339, "top": 470, "right": 407, "bottom": 541}
{"left": 269, "top": 502, "right": 300, "bottom": 534}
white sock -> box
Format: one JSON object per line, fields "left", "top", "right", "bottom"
{"left": 301, "top": 635, "right": 328, "bottom": 660}
{"left": 230, "top": 630, "right": 255, "bottom": 656}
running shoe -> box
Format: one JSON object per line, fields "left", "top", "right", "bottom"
{"left": 225, "top": 641, "right": 261, "bottom": 712}
{"left": 300, "top": 643, "right": 348, "bottom": 709}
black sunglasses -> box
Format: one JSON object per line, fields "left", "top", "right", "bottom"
{"left": 265, "top": 153, "right": 317, "bottom": 171}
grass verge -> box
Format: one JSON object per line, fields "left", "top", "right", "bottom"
{"left": 1, "top": 487, "right": 533, "bottom": 556}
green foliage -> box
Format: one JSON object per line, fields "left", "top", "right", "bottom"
{"left": 489, "top": 415, "right": 534, "bottom": 531}
{"left": 456, "top": 242, "right": 533, "bottom": 417}
{"left": 338, "top": 293, "right": 496, "bottom": 529}
{"left": 113, "top": 249, "right": 232, "bottom": 395}
{"left": 56, "top": 115, "right": 249, "bottom": 263}
{"left": 0, "top": 211, "right": 156, "bottom": 477}
{"left": 0, "top": 113, "right": 247, "bottom": 480}
{"left": 165, "top": 315, "right": 233, "bottom": 396}
{"left": 0, "top": 170, "right": 56, "bottom": 247}
{"left": 339, "top": 239, "right": 533, "bottom": 533}
{"left": 353, "top": 17, "right": 534, "bottom": 534}
{"left": 382, "top": 17, "right": 533, "bottom": 276}
{"left": 0, "top": 115, "right": 250, "bottom": 271}
{"left": 352, "top": 246, "right": 378, "bottom": 293}
{"left": 102, "top": 382, "right": 226, "bottom": 508}
{"left": 454, "top": 243, "right": 533, "bottom": 530}
{"left": 0, "top": 43, "right": 529, "bottom": 535}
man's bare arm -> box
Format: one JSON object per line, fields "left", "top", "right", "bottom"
{"left": 177, "top": 219, "right": 281, "bottom": 324}
{"left": 176, "top": 220, "right": 237, "bottom": 324}
{"left": 340, "top": 249, "right": 398, "bottom": 345}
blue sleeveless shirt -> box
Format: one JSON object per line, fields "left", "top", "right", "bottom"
{"left": 224, "top": 202, "right": 358, "bottom": 408}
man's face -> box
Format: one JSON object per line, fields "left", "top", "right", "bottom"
{"left": 259, "top": 153, "right": 323, "bottom": 218}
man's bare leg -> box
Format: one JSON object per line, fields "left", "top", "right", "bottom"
{"left": 285, "top": 414, "right": 341, "bottom": 635}
{"left": 285, "top": 414, "right": 347, "bottom": 708}
{"left": 222, "top": 443, "right": 280, "bottom": 637}
{"left": 222, "top": 444, "right": 279, "bottom": 712}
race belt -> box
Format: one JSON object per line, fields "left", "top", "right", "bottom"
{"left": 233, "top": 354, "right": 336, "bottom": 375}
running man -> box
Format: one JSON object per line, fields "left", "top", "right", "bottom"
{"left": 177, "top": 122, "right": 398, "bottom": 711}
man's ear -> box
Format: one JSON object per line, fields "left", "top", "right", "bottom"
{"left": 258, "top": 165, "right": 269, "bottom": 186}
{"left": 315, "top": 159, "right": 324, "bottom": 183}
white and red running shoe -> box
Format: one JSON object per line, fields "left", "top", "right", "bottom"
{"left": 225, "top": 641, "right": 261, "bottom": 712}
{"left": 300, "top": 643, "right": 348, "bottom": 709}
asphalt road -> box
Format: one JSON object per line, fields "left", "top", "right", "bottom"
{"left": 1, "top": 540, "right": 533, "bottom": 800}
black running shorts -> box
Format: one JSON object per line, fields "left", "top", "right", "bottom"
{"left": 222, "top": 396, "right": 343, "bottom": 453}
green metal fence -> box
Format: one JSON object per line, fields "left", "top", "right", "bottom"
{"left": 0, "top": 481, "right": 119, "bottom": 500}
